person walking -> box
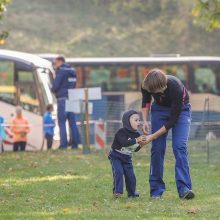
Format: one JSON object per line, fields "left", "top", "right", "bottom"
{"left": 52, "top": 56, "right": 80, "bottom": 149}
{"left": 141, "top": 68, "right": 195, "bottom": 200}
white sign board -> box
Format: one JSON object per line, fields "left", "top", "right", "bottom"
{"left": 65, "top": 100, "right": 93, "bottom": 114}
{"left": 68, "top": 87, "right": 102, "bottom": 101}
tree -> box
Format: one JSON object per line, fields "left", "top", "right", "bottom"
{"left": 0, "top": 0, "right": 11, "bottom": 44}
{"left": 192, "top": 0, "right": 220, "bottom": 30}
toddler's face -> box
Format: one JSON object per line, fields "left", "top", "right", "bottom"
{"left": 129, "top": 114, "right": 140, "bottom": 131}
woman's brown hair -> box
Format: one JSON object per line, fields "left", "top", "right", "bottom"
{"left": 142, "top": 68, "right": 167, "bottom": 92}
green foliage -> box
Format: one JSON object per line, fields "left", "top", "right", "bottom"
{"left": 193, "top": 0, "right": 220, "bottom": 30}
{"left": 1, "top": 0, "right": 220, "bottom": 56}
{"left": 0, "top": 0, "right": 10, "bottom": 43}
{"left": 0, "top": 0, "right": 10, "bottom": 19}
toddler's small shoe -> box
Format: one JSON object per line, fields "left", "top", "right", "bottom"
{"left": 128, "top": 192, "right": 140, "bottom": 198}
{"left": 113, "top": 193, "right": 123, "bottom": 199}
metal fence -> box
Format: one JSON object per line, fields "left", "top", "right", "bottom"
{"left": 78, "top": 96, "right": 220, "bottom": 163}
{"left": 1, "top": 95, "right": 220, "bottom": 163}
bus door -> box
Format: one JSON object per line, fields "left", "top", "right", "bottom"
{"left": 16, "top": 68, "right": 44, "bottom": 151}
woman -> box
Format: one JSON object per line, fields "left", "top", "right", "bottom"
{"left": 141, "top": 68, "right": 195, "bottom": 200}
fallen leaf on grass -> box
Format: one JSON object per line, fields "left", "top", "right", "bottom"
{"left": 187, "top": 208, "right": 198, "bottom": 214}
{"left": 63, "top": 208, "right": 70, "bottom": 213}
{"left": 15, "top": 156, "right": 21, "bottom": 160}
{"left": 123, "top": 203, "right": 135, "bottom": 209}
{"left": 93, "top": 201, "right": 98, "bottom": 207}
{"left": 136, "top": 162, "right": 141, "bottom": 166}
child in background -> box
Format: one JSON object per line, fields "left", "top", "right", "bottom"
{"left": 10, "top": 106, "right": 30, "bottom": 151}
{"left": 108, "top": 110, "right": 147, "bottom": 198}
{"left": 43, "top": 104, "right": 55, "bottom": 150}
{"left": 0, "top": 115, "right": 6, "bottom": 153}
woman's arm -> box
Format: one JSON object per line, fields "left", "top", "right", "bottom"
{"left": 141, "top": 87, "right": 151, "bottom": 134}
{"left": 145, "top": 126, "right": 167, "bottom": 143}
{"left": 142, "top": 107, "right": 150, "bottom": 134}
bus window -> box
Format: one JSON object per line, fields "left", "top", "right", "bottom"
{"left": 85, "top": 66, "right": 110, "bottom": 91}
{"left": 85, "top": 65, "right": 137, "bottom": 91}
{"left": 162, "top": 65, "right": 189, "bottom": 88}
{"left": 112, "top": 66, "right": 137, "bottom": 91}
{"left": 138, "top": 64, "right": 189, "bottom": 89}
{"left": 0, "top": 60, "right": 16, "bottom": 105}
{"left": 193, "top": 66, "right": 217, "bottom": 94}
{"left": 17, "top": 71, "right": 40, "bottom": 114}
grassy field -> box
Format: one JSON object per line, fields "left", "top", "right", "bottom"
{"left": 0, "top": 148, "right": 220, "bottom": 220}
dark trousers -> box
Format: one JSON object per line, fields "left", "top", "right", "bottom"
{"left": 108, "top": 150, "right": 136, "bottom": 196}
{"left": 57, "top": 99, "right": 80, "bottom": 149}
{"left": 13, "top": 141, "right": 26, "bottom": 151}
{"left": 150, "top": 103, "right": 192, "bottom": 197}
{"left": 45, "top": 133, "right": 53, "bottom": 149}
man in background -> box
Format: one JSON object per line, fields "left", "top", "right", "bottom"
{"left": 51, "top": 56, "right": 80, "bottom": 149}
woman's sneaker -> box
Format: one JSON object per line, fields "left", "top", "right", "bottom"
{"left": 179, "top": 190, "right": 195, "bottom": 200}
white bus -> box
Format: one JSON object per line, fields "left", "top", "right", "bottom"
{"left": 0, "top": 50, "right": 55, "bottom": 151}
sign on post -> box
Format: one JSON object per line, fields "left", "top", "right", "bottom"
{"left": 68, "top": 87, "right": 102, "bottom": 101}
{"left": 65, "top": 100, "right": 93, "bottom": 114}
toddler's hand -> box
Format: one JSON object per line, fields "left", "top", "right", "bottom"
{"left": 137, "top": 135, "right": 148, "bottom": 146}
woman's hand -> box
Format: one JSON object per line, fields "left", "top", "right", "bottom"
{"left": 142, "top": 121, "right": 149, "bottom": 134}
{"left": 138, "top": 134, "right": 154, "bottom": 146}
{"left": 144, "top": 126, "right": 167, "bottom": 144}
{"left": 145, "top": 134, "right": 154, "bottom": 144}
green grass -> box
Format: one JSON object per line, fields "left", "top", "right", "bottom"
{"left": 0, "top": 148, "right": 220, "bottom": 220}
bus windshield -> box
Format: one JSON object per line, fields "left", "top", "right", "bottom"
{"left": 37, "top": 67, "right": 55, "bottom": 106}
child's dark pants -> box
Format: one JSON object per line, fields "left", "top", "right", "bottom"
{"left": 45, "top": 133, "right": 53, "bottom": 149}
{"left": 108, "top": 150, "right": 136, "bottom": 196}
{"left": 13, "top": 141, "right": 26, "bottom": 151}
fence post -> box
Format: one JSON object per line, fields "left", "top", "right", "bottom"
{"left": 80, "top": 100, "right": 90, "bottom": 154}
{"left": 206, "top": 97, "right": 210, "bottom": 163}
{"left": 79, "top": 89, "right": 91, "bottom": 154}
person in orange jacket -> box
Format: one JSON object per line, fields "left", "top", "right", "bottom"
{"left": 10, "top": 106, "right": 30, "bottom": 151}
